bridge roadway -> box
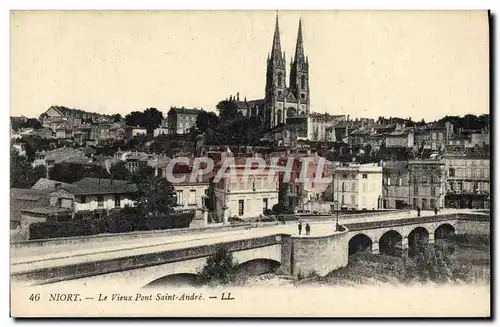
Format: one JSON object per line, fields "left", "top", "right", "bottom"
{"left": 11, "top": 209, "right": 485, "bottom": 276}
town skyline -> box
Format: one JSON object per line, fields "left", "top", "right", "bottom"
{"left": 11, "top": 11, "right": 489, "bottom": 121}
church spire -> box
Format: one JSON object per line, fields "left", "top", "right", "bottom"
{"left": 270, "top": 12, "right": 282, "bottom": 60}
{"left": 294, "top": 18, "right": 305, "bottom": 62}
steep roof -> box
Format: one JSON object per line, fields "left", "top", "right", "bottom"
{"left": 31, "top": 178, "right": 72, "bottom": 190}
{"left": 64, "top": 178, "right": 138, "bottom": 195}
{"left": 10, "top": 188, "right": 52, "bottom": 222}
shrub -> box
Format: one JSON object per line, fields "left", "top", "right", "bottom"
{"left": 197, "top": 245, "right": 239, "bottom": 286}
{"left": 28, "top": 210, "right": 195, "bottom": 239}
{"left": 29, "top": 220, "right": 105, "bottom": 240}
{"left": 272, "top": 203, "right": 286, "bottom": 215}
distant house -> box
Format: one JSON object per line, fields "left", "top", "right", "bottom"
{"left": 39, "top": 105, "right": 114, "bottom": 129}
{"left": 125, "top": 126, "right": 148, "bottom": 138}
{"left": 32, "top": 147, "right": 87, "bottom": 168}
{"left": 10, "top": 188, "right": 52, "bottom": 230}
{"left": 166, "top": 107, "right": 202, "bottom": 134}
{"left": 385, "top": 130, "right": 415, "bottom": 148}
{"left": 12, "top": 143, "right": 27, "bottom": 156}
{"left": 153, "top": 127, "right": 169, "bottom": 137}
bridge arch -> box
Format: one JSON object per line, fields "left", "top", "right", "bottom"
{"left": 236, "top": 258, "right": 281, "bottom": 276}
{"left": 348, "top": 233, "right": 373, "bottom": 255}
{"left": 408, "top": 227, "right": 430, "bottom": 256}
{"left": 143, "top": 273, "right": 200, "bottom": 288}
{"left": 435, "top": 223, "right": 456, "bottom": 240}
{"left": 379, "top": 230, "right": 403, "bottom": 256}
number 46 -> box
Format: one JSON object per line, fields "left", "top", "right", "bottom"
{"left": 29, "top": 293, "right": 40, "bottom": 301}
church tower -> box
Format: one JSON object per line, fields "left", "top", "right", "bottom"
{"left": 289, "top": 19, "right": 310, "bottom": 115}
{"left": 264, "top": 13, "right": 287, "bottom": 128}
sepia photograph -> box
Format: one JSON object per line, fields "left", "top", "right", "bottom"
{"left": 9, "top": 9, "right": 491, "bottom": 318}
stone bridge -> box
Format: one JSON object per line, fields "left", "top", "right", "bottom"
{"left": 344, "top": 213, "right": 489, "bottom": 256}
{"left": 11, "top": 212, "right": 489, "bottom": 289}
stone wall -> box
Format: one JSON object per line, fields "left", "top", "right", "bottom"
{"left": 290, "top": 230, "right": 349, "bottom": 277}
{"left": 455, "top": 219, "right": 490, "bottom": 235}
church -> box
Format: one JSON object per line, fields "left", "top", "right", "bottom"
{"left": 227, "top": 14, "right": 311, "bottom": 129}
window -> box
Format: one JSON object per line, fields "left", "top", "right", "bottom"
{"left": 301, "top": 75, "right": 306, "bottom": 90}
{"left": 431, "top": 187, "right": 436, "bottom": 196}
{"left": 341, "top": 182, "right": 345, "bottom": 192}
{"left": 342, "top": 174, "right": 347, "bottom": 179}
{"left": 97, "top": 195, "right": 104, "bottom": 207}
{"left": 398, "top": 178, "right": 402, "bottom": 186}
{"left": 413, "top": 186, "right": 418, "bottom": 196}
{"left": 263, "top": 198, "right": 268, "bottom": 211}
{"left": 341, "top": 195, "right": 345, "bottom": 204}
{"left": 114, "top": 195, "right": 121, "bottom": 207}
{"left": 387, "top": 177, "right": 391, "bottom": 186}
{"left": 176, "top": 190, "right": 184, "bottom": 205}
{"left": 362, "top": 174, "right": 368, "bottom": 179}
{"left": 81, "top": 195, "right": 86, "bottom": 203}
{"left": 351, "top": 195, "right": 356, "bottom": 205}
{"left": 189, "top": 190, "right": 196, "bottom": 205}
{"left": 238, "top": 200, "right": 245, "bottom": 216}
{"left": 278, "top": 72, "right": 283, "bottom": 88}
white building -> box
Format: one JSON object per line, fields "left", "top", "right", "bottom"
{"left": 171, "top": 173, "right": 210, "bottom": 221}
{"left": 214, "top": 160, "right": 279, "bottom": 222}
{"left": 48, "top": 178, "right": 137, "bottom": 217}
{"left": 332, "top": 163, "right": 383, "bottom": 210}
{"left": 153, "top": 127, "right": 170, "bottom": 137}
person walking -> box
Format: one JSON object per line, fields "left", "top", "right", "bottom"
{"left": 305, "top": 223, "right": 311, "bottom": 235}
{"left": 434, "top": 207, "right": 438, "bottom": 215}
{"left": 298, "top": 222, "right": 303, "bottom": 235}
{"left": 417, "top": 206, "right": 421, "bottom": 217}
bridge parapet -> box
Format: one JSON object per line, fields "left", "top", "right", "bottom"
{"left": 11, "top": 234, "right": 286, "bottom": 287}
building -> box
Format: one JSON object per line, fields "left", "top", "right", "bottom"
{"left": 443, "top": 155, "right": 490, "bottom": 209}
{"left": 170, "top": 172, "right": 211, "bottom": 221}
{"left": 264, "top": 16, "right": 310, "bottom": 128}
{"left": 166, "top": 107, "right": 202, "bottom": 134}
{"left": 153, "top": 127, "right": 170, "bottom": 137}
{"left": 125, "top": 126, "right": 148, "bottom": 138}
{"left": 48, "top": 178, "right": 138, "bottom": 219}
{"left": 32, "top": 147, "right": 87, "bottom": 169}
{"left": 214, "top": 159, "right": 279, "bottom": 222}
{"left": 39, "top": 105, "right": 114, "bottom": 129}
{"left": 332, "top": 163, "right": 383, "bottom": 211}
{"left": 382, "top": 161, "right": 410, "bottom": 209}
{"left": 385, "top": 130, "right": 415, "bottom": 148}
{"left": 408, "top": 159, "right": 447, "bottom": 209}
{"left": 12, "top": 143, "right": 27, "bottom": 156}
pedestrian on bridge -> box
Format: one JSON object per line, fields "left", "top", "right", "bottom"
{"left": 305, "top": 223, "right": 311, "bottom": 235}
{"left": 417, "top": 207, "right": 421, "bottom": 217}
{"left": 298, "top": 222, "right": 303, "bottom": 235}
{"left": 434, "top": 207, "right": 438, "bottom": 215}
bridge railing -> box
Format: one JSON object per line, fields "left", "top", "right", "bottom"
{"left": 345, "top": 212, "right": 490, "bottom": 232}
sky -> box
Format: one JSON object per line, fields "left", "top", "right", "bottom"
{"left": 10, "top": 10, "right": 489, "bottom": 121}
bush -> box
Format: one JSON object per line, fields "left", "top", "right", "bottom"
{"left": 29, "top": 220, "right": 105, "bottom": 240}
{"left": 272, "top": 203, "right": 286, "bottom": 215}
{"left": 197, "top": 245, "right": 239, "bottom": 286}
{"left": 28, "top": 210, "right": 195, "bottom": 239}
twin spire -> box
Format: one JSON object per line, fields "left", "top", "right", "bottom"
{"left": 270, "top": 12, "right": 306, "bottom": 63}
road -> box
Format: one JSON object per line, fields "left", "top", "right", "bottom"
{"left": 11, "top": 209, "right": 485, "bottom": 273}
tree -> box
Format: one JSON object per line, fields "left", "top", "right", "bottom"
{"left": 272, "top": 203, "right": 286, "bottom": 215}
{"left": 196, "top": 111, "right": 219, "bottom": 133}
{"left": 197, "top": 246, "right": 239, "bottom": 286}
{"left": 135, "top": 167, "right": 177, "bottom": 215}
{"left": 109, "top": 161, "right": 130, "bottom": 181}
{"left": 125, "top": 108, "right": 164, "bottom": 134}
{"left": 111, "top": 113, "right": 122, "bottom": 123}
{"left": 49, "top": 162, "right": 108, "bottom": 184}
{"left": 216, "top": 100, "right": 240, "bottom": 122}
{"left": 10, "top": 148, "right": 46, "bottom": 188}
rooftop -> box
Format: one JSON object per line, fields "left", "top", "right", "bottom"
{"left": 63, "top": 178, "right": 138, "bottom": 195}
